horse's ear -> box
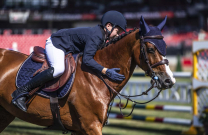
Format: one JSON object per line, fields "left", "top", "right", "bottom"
{"left": 157, "top": 16, "right": 167, "bottom": 31}
{"left": 140, "top": 16, "right": 150, "bottom": 35}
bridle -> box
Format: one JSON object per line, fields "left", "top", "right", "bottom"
{"left": 101, "top": 34, "right": 169, "bottom": 126}
{"left": 139, "top": 35, "right": 169, "bottom": 80}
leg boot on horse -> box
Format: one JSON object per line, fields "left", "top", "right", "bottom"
{"left": 11, "top": 67, "right": 54, "bottom": 112}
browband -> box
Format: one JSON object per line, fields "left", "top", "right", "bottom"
{"left": 144, "top": 35, "right": 164, "bottom": 39}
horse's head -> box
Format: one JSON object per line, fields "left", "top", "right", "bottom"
{"left": 133, "top": 16, "right": 176, "bottom": 90}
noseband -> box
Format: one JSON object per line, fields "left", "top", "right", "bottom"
{"left": 139, "top": 35, "right": 169, "bottom": 80}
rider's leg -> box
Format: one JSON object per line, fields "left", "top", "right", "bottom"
{"left": 45, "top": 37, "right": 65, "bottom": 78}
{"left": 11, "top": 67, "right": 55, "bottom": 112}
{"left": 11, "top": 37, "right": 65, "bottom": 112}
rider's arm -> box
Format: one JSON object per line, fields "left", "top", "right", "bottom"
{"left": 83, "top": 36, "right": 125, "bottom": 81}
{"left": 82, "top": 36, "right": 104, "bottom": 73}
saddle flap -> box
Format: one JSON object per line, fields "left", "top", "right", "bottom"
{"left": 59, "top": 53, "right": 76, "bottom": 86}
{"left": 31, "top": 46, "right": 76, "bottom": 92}
{"left": 43, "top": 53, "right": 75, "bottom": 92}
{"left": 16, "top": 53, "right": 79, "bottom": 98}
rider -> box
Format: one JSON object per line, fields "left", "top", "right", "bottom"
{"left": 11, "top": 10, "right": 127, "bottom": 112}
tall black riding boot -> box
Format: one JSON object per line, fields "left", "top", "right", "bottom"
{"left": 12, "top": 67, "right": 54, "bottom": 112}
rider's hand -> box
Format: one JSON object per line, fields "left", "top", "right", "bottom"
{"left": 105, "top": 68, "right": 125, "bottom": 81}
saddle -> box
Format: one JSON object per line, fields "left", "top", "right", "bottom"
{"left": 31, "top": 46, "right": 76, "bottom": 92}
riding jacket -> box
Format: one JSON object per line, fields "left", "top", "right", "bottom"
{"left": 51, "top": 25, "right": 105, "bottom": 72}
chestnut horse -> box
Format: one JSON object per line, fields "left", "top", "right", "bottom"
{"left": 0, "top": 20, "right": 175, "bottom": 135}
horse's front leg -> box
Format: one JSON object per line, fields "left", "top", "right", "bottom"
{"left": 85, "top": 122, "right": 103, "bottom": 135}
{"left": 0, "top": 106, "right": 15, "bottom": 133}
{"left": 75, "top": 121, "right": 102, "bottom": 135}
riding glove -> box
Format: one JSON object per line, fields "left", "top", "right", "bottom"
{"left": 105, "top": 68, "right": 125, "bottom": 81}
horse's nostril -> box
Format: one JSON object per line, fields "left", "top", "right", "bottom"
{"left": 165, "top": 79, "right": 171, "bottom": 84}
{"left": 162, "top": 79, "right": 174, "bottom": 89}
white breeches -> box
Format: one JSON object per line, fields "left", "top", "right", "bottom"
{"left": 45, "top": 37, "right": 65, "bottom": 78}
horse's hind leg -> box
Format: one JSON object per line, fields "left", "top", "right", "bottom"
{"left": 0, "top": 106, "right": 15, "bottom": 133}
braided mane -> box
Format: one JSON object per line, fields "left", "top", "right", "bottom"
{"left": 104, "top": 27, "right": 139, "bottom": 47}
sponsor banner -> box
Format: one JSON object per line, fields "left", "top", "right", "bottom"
{"left": 124, "top": 11, "right": 186, "bottom": 19}
{"left": 36, "top": 11, "right": 187, "bottom": 21}
{"left": 42, "top": 13, "right": 96, "bottom": 21}
{"left": 9, "top": 10, "right": 30, "bottom": 23}
{"left": 0, "top": 11, "right": 188, "bottom": 21}
{"left": 81, "top": 14, "right": 96, "bottom": 20}
{"left": 42, "top": 13, "right": 82, "bottom": 21}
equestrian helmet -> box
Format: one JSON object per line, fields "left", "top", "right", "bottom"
{"left": 101, "top": 10, "right": 127, "bottom": 32}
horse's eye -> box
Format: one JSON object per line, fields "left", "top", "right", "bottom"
{"left": 147, "top": 48, "right": 155, "bottom": 53}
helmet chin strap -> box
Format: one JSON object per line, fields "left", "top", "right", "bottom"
{"left": 104, "top": 24, "right": 116, "bottom": 40}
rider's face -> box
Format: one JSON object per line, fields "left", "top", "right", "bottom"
{"left": 110, "top": 27, "right": 122, "bottom": 39}
{"left": 105, "top": 23, "right": 123, "bottom": 40}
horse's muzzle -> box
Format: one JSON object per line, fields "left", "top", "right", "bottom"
{"left": 152, "top": 73, "right": 174, "bottom": 90}
{"left": 161, "top": 78, "right": 174, "bottom": 89}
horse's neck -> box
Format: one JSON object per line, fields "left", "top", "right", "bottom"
{"left": 95, "top": 30, "right": 139, "bottom": 93}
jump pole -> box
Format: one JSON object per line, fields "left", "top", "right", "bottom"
{"left": 112, "top": 103, "right": 192, "bottom": 112}
{"left": 109, "top": 113, "right": 191, "bottom": 125}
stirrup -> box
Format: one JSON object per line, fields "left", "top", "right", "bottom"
{"left": 12, "top": 96, "right": 28, "bottom": 112}
{"left": 11, "top": 92, "right": 29, "bottom": 102}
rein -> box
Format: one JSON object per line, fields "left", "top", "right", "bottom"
{"left": 102, "top": 34, "right": 169, "bottom": 125}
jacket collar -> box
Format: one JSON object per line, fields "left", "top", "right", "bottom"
{"left": 99, "top": 24, "right": 106, "bottom": 42}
